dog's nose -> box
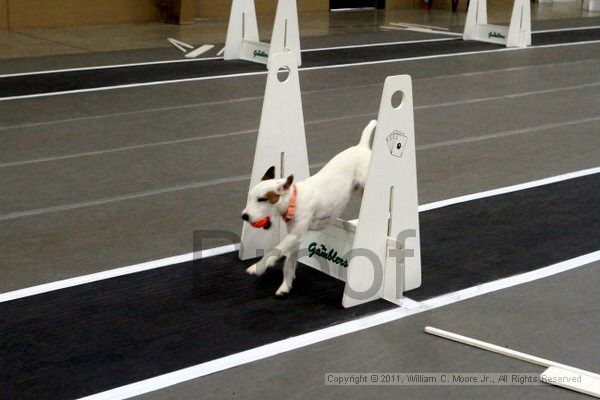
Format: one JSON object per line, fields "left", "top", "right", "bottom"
{"left": 241, "top": 213, "right": 249, "bottom": 221}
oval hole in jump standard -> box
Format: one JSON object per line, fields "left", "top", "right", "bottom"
{"left": 391, "top": 90, "right": 404, "bottom": 109}
{"left": 277, "top": 66, "right": 291, "bottom": 83}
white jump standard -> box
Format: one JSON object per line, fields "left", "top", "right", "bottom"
{"left": 463, "top": 0, "right": 531, "bottom": 48}
{"left": 224, "top": 0, "right": 302, "bottom": 66}
{"left": 239, "top": 51, "right": 421, "bottom": 308}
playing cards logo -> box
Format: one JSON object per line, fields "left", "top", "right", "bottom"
{"left": 386, "top": 131, "right": 407, "bottom": 158}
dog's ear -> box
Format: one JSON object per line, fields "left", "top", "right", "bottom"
{"left": 283, "top": 175, "right": 294, "bottom": 190}
{"left": 261, "top": 166, "right": 275, "bottom": 181}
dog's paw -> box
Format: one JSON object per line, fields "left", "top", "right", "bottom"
{"left": 275, "top": 282, "right": 291, "bottom": 297}
{"left": 246, "top": 264, "right": 258, "bottom": 276}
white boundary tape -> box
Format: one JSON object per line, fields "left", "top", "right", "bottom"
{"left": 78, "top": 250, "right": 600, "bottom": 400}
{"left": 1, "top": 39, "right": 599, "bottom": 102}
{"left": 419, "top": 166, "right": 600, "bottom": 212}
{"left": 1, "top": 166, "right": 598, "bottom": 304}
{"left": 0, "top": 38, "right": 458, "bottom": 79}
{"left": 0, "top": 244, "right": 237, "bottom": 303}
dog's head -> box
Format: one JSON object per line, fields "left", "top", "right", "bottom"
{"left": 241, "top": 166, "right": 294, "bottom": 230}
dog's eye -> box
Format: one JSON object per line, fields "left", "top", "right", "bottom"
{"left": 257, "top": 197, "right": 267, "bottom": 202}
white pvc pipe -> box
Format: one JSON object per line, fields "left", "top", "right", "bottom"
{"left": 424, "top": 326, "right": 600, "bottom": 379}
{"left": 185, "top": 44, "right": 215, "bottom": 59}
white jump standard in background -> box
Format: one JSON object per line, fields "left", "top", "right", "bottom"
{"left": 239, "top": 50, "right": 422, "bottom": 308}
{"left": 224, "top": 0, "right": 302, "bottom": 66}
{"left": 463, "top": 0, "right": 531, "bottom": 47}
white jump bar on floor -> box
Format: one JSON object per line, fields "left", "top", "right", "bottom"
{"left": 425, "top": 326, "right": 600, "bottom": 397}
{"left": 390, "top": 22, "right": 451, "bottom": 31}
{"left": 185, "top": 44, "right": 215, "bottom": 59}
{"left": 382, "top": 25, "right": 463, "bottom": 37}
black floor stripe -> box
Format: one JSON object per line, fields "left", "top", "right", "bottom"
{"left": 1, "top": 174, "right": 598, "bottom": 399}
{"left": 407, "top": 173, "right": 600, "bottom": 300}
{"left": 1, "top": 28, "right": 599, "bottom": 99}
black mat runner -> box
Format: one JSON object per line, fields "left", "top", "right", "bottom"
{"left": 1, "top": 28, "right": 599, "bottom": 99}
{"left": 1, "top": 174, "right": 598, "bottom": 399}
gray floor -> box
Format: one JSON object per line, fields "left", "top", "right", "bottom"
{"left": 136, "top": 261, "right": 600, "bottom": 400}
{"left": 0, "top": 37, "right": 598, "bottom": 293}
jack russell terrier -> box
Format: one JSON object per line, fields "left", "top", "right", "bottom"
{"left": 241, "top": 120, "right": 377, "bottom": 296}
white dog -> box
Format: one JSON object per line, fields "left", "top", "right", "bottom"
{"left": 241, "top": 120, "right": 377, "bottom": 296}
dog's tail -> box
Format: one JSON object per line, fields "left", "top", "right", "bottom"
{"left": 358, "top": 119, "right": 377, "bottom": 148}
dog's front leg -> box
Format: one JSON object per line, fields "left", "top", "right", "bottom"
{"left": 247, "top": 220, "right": 308, "bottom": 296}
{"left": 271, "top": 221, "right": 309, "bottom": 296}
{"left": 245, "top": 247, "right": 281, "bottom": 277}
{"left": 276, "top": 244, "right": 300, "bottom": 296}
{"left": 245, "top": 231, "right": 297, "bottom": 277}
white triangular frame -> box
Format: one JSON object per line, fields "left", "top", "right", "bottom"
{"left": 224, "top": 0, "right": 302, "bottom": 66}
{"left": 463, "top": 0, "right": 531, "bottom": 48}
{"left": 239, "top": 52, "right": 309, "bottom": 260}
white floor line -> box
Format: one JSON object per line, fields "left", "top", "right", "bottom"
{"left": 1, "top": 39, "right": 599, "bottom": 102}
{"left": 416, "top": 82, "right": 599, "bottom": 111}
{"left": 414, "top": 58, "right": 598, "bottom": 82}
{"left": 0, "top": 244, "right": 238, "bottom": 303}
{"left": 3, "top": 82, "right": 596, "bottom": 169}
{"left": 1, "top": 113, "right": 596, "bottom": 220}
{"left": 78, "top": 250, "right": 600, "bottom": 400}
{"left": 0, "top": 160, "right": 340, "bottom": 223}
{"left": 1, "top": 166, "right": 598, "bottom": 304}
{"left": 2, "top": 57, "right": 594, "bottom": 133}
{"left": 416, "top": 116, "right": 600, "bottom": 151}
{"left": 0, "top": 70, "right": 267, "bottom": 102}
{"left": 419, "top": 166, "right": 600, "bottom": 212}
{"left": 0, "top": 173, "right": 252, "bottom": 222}
{"left": 1, "top": 24, "right": 596, "bottom": 79}
{"left": 0, "top": 38, "right": 459, "bottom": 79}
{"left": 300, "top": 40, "right": 600, "bottom": 73}
{"left": 383, "top": 23, "right": 600, "bottom": 36}
{"left": 302, "top": 37, "right": 457, "bottom": 52}
{"left": 0, "top": 56, "right": 225, "bottom": 78}
{"left": 533, "top": 25, "right": 600, "bottom": 34}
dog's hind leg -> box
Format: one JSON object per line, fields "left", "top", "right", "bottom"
{"left": 276, "top": 244, "right": 300, "bottom": 296}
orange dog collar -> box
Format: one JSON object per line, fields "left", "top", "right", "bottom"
{"left": 282, "top": 185, "right": 297, "bottom": 223}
